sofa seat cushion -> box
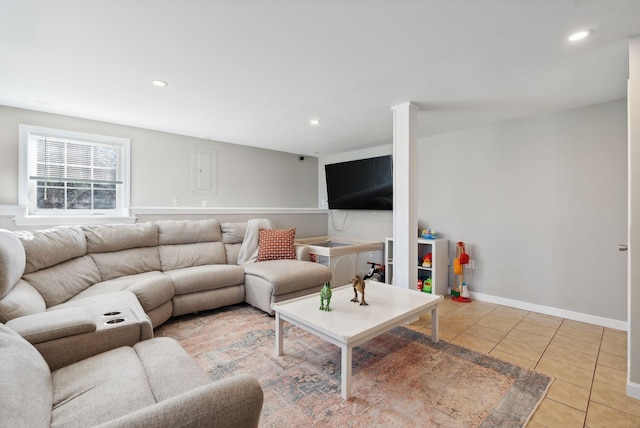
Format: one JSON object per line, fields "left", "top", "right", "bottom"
{"left": 0, "top": 323, "right": 53, "bottom": 428}
{"left": 51, "top": 346, "right": 156, "bottom": 428}
{"left": 243, "top": 260, "right": 332, "bottom": 296}
{"left": 132, "top": 337, "right": 211, "bottom": 401}
{"left": 70, "top": 272, "right": 174, "bottom": 312}
{"left": 50, "top": 337, "right": 211, "bottom": 428}
{"left": 165, "top": 265, "right": 245, "bottom": 295}
{"left": 51, "top": 290, "right": 145, "bottom": 314}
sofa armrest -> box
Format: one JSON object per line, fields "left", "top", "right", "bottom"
{"left": 95, "top": 374, "right": 264, "bottom": 428}
{"left": 6, "top": 307, "right": 96, "bottom": 343}
{"left": 296, "top": 244, "right": 310, "bottom": 261}
{"left": 6, "top": 297, "right": 153, "bottom": 371}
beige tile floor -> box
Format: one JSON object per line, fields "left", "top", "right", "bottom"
{"left": 406, "top": 296, "right": 640, "bottom": 428}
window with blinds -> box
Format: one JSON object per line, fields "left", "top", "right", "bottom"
{"left": 19, "top": 124, "right": 130, "bottom": 215}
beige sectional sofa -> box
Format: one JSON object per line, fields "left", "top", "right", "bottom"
{"left": 0, "top": 218, "right": 331, "bottom": 426}
{"left": 0, "top": 219, "right": 331, "bottom": 329}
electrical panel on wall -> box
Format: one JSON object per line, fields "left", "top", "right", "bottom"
{"left": 191, "top": 146, "right": 218, "bottom": 194}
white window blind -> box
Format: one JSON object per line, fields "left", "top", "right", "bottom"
{"left": 19, "top": 124, "right": 131, "bottom": 216}
{"left": 31, "top": 135, "right": 123, "bottom": 185}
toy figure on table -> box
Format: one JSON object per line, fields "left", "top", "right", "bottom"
{"left": 319, "top": 282, "right": 332, "bottom": 311}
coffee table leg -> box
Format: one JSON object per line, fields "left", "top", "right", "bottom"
{"left": 431, "top": 305, "right": 439, "bottom": 343}
{"left": 275, "top": 312, "right": 283, "bottom": 356}
{"left": 341, "top": 345, "right": 352, "bottom": 400}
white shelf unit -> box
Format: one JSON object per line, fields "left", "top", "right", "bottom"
{"left": 384, "top": 237, "right": 449, "bottom": 295}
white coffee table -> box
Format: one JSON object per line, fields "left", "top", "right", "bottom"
{"left": 272, "top": 281, "right": 442, "bottom": 399}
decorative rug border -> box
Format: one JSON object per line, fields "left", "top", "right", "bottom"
{"left": 390, "top": 327, "right": 553, "bottom": 427}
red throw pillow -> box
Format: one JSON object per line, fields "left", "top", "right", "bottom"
{"left": 257, "top": 228, "right": 296, "bottom": 261}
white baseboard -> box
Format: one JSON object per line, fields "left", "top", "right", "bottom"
{"left": 627, "top": 381, "right": 640, "bottom": 400}
{"left": 469, "top": 291, "right": 628, "bottom": 331}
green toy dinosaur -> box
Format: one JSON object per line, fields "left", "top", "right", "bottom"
{"left": 319, "top": 282, "right": 332, "bottom": 311}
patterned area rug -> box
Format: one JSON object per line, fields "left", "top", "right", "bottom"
{"left": 155, "top": 304, "right": 552, "bottom": 427}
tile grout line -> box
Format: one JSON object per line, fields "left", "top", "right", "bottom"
{"left": 582, "top": 326, "right": 604, "bottom": 428}
{"left": 534, "top": 318, "right": 592, "bottom": 426}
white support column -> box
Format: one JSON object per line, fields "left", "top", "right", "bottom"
{"left": 391, "top": 102, "right": 419, "bottom": 289}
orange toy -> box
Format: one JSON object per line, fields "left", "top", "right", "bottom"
{"left": 452, "top": 242, "right": 471, "bottom": 303}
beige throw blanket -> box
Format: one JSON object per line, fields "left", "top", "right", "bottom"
{"left": 237, "top": 218, "right": 275, "bottom": 265}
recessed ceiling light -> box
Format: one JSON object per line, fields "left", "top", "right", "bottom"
{"left": 568, "top": 30, "right": 591, "bottom": 42}
{"left": 310, "top": 119, "right": 320, "bottom": 126}
{"left": 152, "top": 80, "right": 168, "bottom": 87}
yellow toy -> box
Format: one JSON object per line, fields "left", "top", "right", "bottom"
{"left": 421, "top": 229, "right": 437, "bottom": 239}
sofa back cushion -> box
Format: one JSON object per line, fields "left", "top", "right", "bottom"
{"left": 224, "top": 243, "right": 242, "bottom": 265}
{"left": 90, "top": 248, "right": 161, "bottom": 281}
{"left": 83, "top": 223, "right": 161, "bottom": 281}
{"left": 156, "top": 219, "right": 221, "bottom": 245}
{"left": 0, "top": 323, "right": 53, "bottom": 427}
{"left": 159, "top": 242, "right": 226, "bottom": 271}
{"left": 221, "top": 222, "right": 247, "bottom": 244}
{"left": 156, "top": 220, "right": 226, "bottom": 271}
{"left": 22, "top": 255, "right": 101, "bottom": 307}
{"left": 0, "top": 230, "right": 26, "bottom": 299}
{"left": 82, "top": 223, "right": 158, "bottom": 253}
{"left": 15, "top": 226, "right": 86, "bottom": 274}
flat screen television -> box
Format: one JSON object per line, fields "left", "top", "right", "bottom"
{"left": 325, "top": 155, "right": 393, "bottom": 210}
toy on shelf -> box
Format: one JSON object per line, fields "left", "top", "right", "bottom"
{"left": 363, "top": 261, "right": 384, "bottom": 282}
{"left": 420, "top": 229, "right": 438, "bottom": 239}
{"left": 422, "top": 277, "right": 432, "bottom": 293}
{"left": 422, "top": 252, "right": 432, "bottom": 268}
{"left": 452, "top": 241, "right": 471, "bottom": 303}
{"left": 417, "top": 279, "right": 423, "bottom": 291}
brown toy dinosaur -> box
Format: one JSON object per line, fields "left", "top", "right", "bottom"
{"left": 350, "top": 275, "right": 367, "bottom": 306}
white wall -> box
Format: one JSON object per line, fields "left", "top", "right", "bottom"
{"left": 627, "top": 34, "right": 640, "bottom": 397}
{"left": 0, "top": 105, "right": 319, "bottom": 208}
{"left": 0, "top": 106, "right": 327, "bottom": 235}
{"left": 419, "top": 100, "right": 628, "bottom": 321}
{"left": 317, "top": 101, "right": 627, "bottom": 322}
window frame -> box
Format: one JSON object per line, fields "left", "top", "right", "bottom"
{"left": 18, "top": 124, "right": 131, "bottom": 221}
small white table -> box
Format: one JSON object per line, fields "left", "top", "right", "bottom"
{"left": 272, "top": 281, "right": 442, "bottom": 399}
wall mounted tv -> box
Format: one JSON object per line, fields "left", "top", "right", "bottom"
{"left": 325, "top": 155, "right": 393, "bottom": 210}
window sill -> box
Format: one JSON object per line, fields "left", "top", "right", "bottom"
{"left": 4, "top": 206, "right": 136, "bottom": 227}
